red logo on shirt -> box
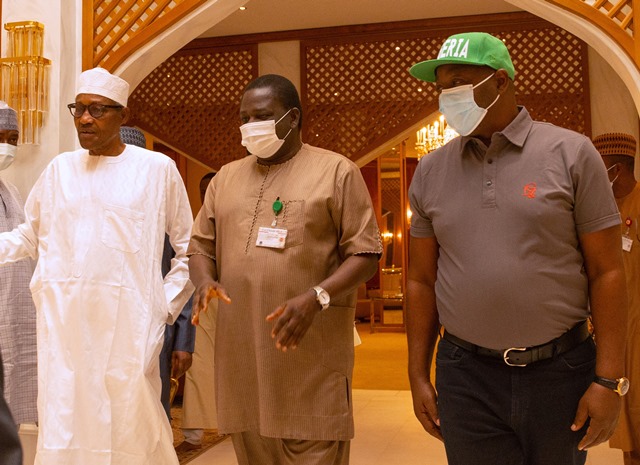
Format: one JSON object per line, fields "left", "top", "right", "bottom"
{"left": 522, "top": 183, "right": 537, "bottom": 199}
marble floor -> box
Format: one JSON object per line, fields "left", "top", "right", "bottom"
{"left": 188, "top": 389, "right": 624, "bottom": 465}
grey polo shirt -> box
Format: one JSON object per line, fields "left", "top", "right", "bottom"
{"left": 409, "top": 107, "right": 620, "bottom": 350}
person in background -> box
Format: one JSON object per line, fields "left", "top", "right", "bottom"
{"left": 595, "top": 132, "right": 640, "bottom": 465}
{"left": 0, "top": 350, "right": 22, "bottom": 465}
{"left": 119, "top": 126, "right": 196, "bottom": 420}
{"left": 176, "top": 171, "right": 217, "bottom": 453}
{"left": 188, "top": 74, "right": 382, "bottom": 464}
{"left": 407, "top": 32, "right": 627, "bottom": 465}
{"left": 0, "top": 101, "right": 38, "bottom": 430}
{"left": 0, "top": 68, "right": 193, "bottom": 465}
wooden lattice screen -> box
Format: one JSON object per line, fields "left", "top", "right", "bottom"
{"left": 382, "top": 177, "right": 402, "bottom": 220}
{"left": 302, "top": 17, "right": 590, "bottom": 161}
{"left": 85, "top": 0, "right": 207, "bottom": 70}
{"left": 127, "top": 44, "right": 258, "bottom": 170}
{"left": 590, "top": 0, "right": 635, "bottom": 32}
{"left": 547, "top": 0, "right": 636, "bottom": 64}
{"left": 125, "top": 12, "right": 589, "bottom": 169}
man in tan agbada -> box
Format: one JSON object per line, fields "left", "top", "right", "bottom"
{"left": 188, "top": 74, "right": 382, "bottom": 464}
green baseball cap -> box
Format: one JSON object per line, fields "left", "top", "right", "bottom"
{"left": 410, "top": 32, "right": 515, "bottom": 83}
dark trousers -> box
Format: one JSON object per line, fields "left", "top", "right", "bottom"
{"left": 159, "top": 324, "right": 174, "bottom": 420}
{"left": 435, "top": 336, "right": 596, "bottom": 465}
{"left": 0, "top": 353, "right": 22, "bottom": 465}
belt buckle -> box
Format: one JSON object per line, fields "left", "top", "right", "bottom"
{"left": 503, "top": 347, "right": 528, "bottom": 367}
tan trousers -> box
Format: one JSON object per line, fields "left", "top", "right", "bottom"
{"left": 231, "top": 431, "right": 350, "bottom": 465}
{"left": 182, "top": 300, "right": 217, "bottom": 429}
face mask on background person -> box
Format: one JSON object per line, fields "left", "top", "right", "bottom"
{"left": 0, "top": 143, "right": 16, "bottom": 170}
{"left": 240, "top": 108, "right": 294, "bottom": 159}
{"left": 438, "top": 72, "right": 500, "bottom": 136}
{"left": 607, "top": 164, "right": 618, "bottom": 187}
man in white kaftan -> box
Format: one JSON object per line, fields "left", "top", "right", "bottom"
{"left": 0, "top": 68, "right": 193, "bottom": 465}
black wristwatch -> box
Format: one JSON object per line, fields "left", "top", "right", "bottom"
{"left": 593, "top": 376, "right": 630, "bottom": 396}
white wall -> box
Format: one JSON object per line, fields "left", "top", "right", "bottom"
{"left": 589, "top": 48, "right": 639, "bottom": 138}
{"left": 1, "top": 0, "right": 82, "bottom": 200}
{"left": 589, "top": 48, "right": 640, "bottom": 179}
{"left": 259, "top": 41, "right": 301, "bottom": 90}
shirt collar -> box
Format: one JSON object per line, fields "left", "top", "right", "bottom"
{"left": 459, "top": 106, "right": 533, "bottom": 152}
{"left": 498, "top": 106, "right": 532, "bottom": 149}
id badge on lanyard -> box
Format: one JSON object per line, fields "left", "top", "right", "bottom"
{"left": 256, "top": 197, "right": 288, "bottom": 249}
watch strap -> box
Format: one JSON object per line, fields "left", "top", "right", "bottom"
{"left": 593, "top": 375, "right": 629, "bottom": 396}
{"left": 593, "top": 376, "right": 618, "bottom": 390}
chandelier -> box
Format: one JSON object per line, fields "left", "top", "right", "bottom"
{"left": 415, "top": 114, "right": 458, "bottom": 158}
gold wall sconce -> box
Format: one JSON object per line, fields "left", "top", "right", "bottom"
{"left": 0, "top": 21, "right": 51, "bottom": 145}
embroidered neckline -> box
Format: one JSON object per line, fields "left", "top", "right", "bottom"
{"left": 245, "top": 165, "right": 271, "bottom": 254}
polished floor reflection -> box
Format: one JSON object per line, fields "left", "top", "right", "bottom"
{"left": 189, "top": 389, "right": 624, "bottom": 465}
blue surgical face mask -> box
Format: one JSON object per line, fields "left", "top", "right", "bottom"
{"left": 438, "top": 73, "right": 500, "bottom": 136}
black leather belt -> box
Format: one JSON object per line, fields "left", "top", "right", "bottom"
{"left": 442, "top": 321, "right": 591, "bottom": 367}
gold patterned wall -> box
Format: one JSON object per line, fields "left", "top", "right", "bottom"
{"left": 302, "top": 16, "right": 590, "bottom": 161}
{"left": 127, "top": 44, "right": 258, "bottom": 170}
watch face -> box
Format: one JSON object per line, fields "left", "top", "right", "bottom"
{"left": 318, "top": 290, "right": 330, "bottom": 305}
{"left": 617, "top": 378, "right": 630, "bottom": 396}
{"left": 313, "top": 286, "right": 330, "bottom": 309}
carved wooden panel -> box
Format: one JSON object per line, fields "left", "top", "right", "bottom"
{"left": 382, "top": 177, "right": 402, "bottom": 219}
{"left": 547, "top": 0, "right": 635, "bottom": 64}
{"left": 555, "top": 0, "right": 633, "bottom": 35}
{"left": 85, "top": 0, "right": 207, "bottom": 70}
{"left": 127, "top": 44, "right": 258, "bottom": 170}
{"left": 592, "top": 0, "right": 634, "bottom": 32}
{"left": 302, "top": 19, "right": 590, "bottom": 161}
{"left": 509, "top": 26, "right": 590, "bottom": 134}
{"left": 123, "top": 12, "right": 589, "bottom": 169}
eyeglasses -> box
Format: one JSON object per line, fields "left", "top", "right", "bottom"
{"left": 67, "top": 103, "right": 123, "bottom": 119}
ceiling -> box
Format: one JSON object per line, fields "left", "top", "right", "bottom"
{"left": 201, "top": 0, "right": 522, "bottom": 38}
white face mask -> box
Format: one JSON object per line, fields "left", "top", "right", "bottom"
{"left": 0, "top": 143, "right": 16, "bottom": 170}
{"left": 438, "top": 73, "right": 500, "bottom": 136}
{"left": 240, "top": 109, "right": 294, "bottom": 159}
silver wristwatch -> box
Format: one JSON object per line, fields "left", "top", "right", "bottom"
{"left": 311, "top": 286, "right": 330, "bottom": 311}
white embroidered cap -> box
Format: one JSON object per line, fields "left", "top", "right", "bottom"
{"left": 0, "top": 101, "right": 18, "bottom": 131}
{"left": 76, "top": 67, "right": 130, "bottom": 106}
